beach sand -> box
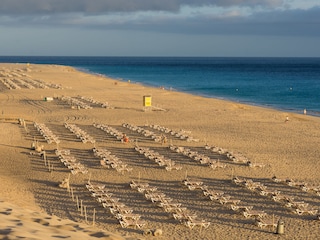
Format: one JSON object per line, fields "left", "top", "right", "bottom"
{"left": 0, "top": 63, "right": 319, "bottom": 239}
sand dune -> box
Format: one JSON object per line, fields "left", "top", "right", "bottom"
{"left": 0, "top": 63, "right": 319, "bottom": 239}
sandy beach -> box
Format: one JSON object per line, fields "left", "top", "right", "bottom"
{"left": 0, "top": 63, "right": 319, "bottom": 240}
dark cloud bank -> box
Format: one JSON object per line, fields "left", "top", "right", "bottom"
{"left": 0, "top": 0, "right": 283, "bottom": 14}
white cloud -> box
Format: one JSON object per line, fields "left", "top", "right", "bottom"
{"left": 0, "top": 0, "right": 319, "bottom": 57}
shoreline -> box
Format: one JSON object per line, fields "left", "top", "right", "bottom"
{"left": 74, "top": 66, "right": 320, "bottom": 118}
{"left": 0, "top": 63, "right": 319, "bottom": 239}
{"left": 1, "top": 56, "right": 320, "bottom": 115}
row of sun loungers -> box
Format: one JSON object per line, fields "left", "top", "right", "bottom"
{"left": 233, "top": 177, "right": 318, "bottom": 217}
{"left": 0, "top": 71, "right": 34, "bottom": 89}
{"left": 205, "top": 144, "right": 228, "bottom": 155}
{"left": 272, "top": 194, "right": 318, "bottom": 216}
{"left": 130, "top": 180, "right": 210, "bottom": 229}
{"left": 24, "top": 77, "right": 61, "bottom": 89}
{"left": 0, "top": 78, "right": 21, "bottom": 89}
{"left": 92, "top": 148, "right": 133, "bottom": 174}
{"left": 13, "top": 78, "right": 35, "bottom": 89}
{"left": 24, "top": 78, "right": 46, "bottom": 89}
{"left": 93, "top": 123, "right": 124, "bottom": 141}
{"left": 206, "top": 145, "right": 265, "bottom": 168}
{"left": 34, "top": 122, "right": 60, "bottom": 144}
{"left": 147, "top": 124, "right": 200, "bottom": 142}
{"left": 122, "top": 123, "right": 164, "bottom": 143}
{"left": 61, "top": 96, "right": 93, "bottom": 109}
{"left": 205, "top": 144, "right": 252, "bottom": 166}
{"left": 55, "top": 149, "right": 88, "bottom": 174}
{"left": 169, "top": 144, "right": 226, "bottom": 169}
{"left": 182, "top": 178, "right": 275, "bottom": 228}
{"left": 184, "top": 179, "right": 242, "bottom": 207}
{"left": 233, "top": 177, "right": 268, "bottom": 192}
{"left": 80, "top": 96, "right": 111, "bottom": 108}
{"left": 1, "top": 68, "right": 61, "bottom": 89}
{"left": 134, "top": 146, "right": 182, "bottom": 171}
{"left": 86, "top": 181, "right": 146, "bottom": 229}
{"left": 64, "top": 123, "right": 95, "bottom": 143}
{"left": 272, "top": 176, "right": 320, "bottom": 196}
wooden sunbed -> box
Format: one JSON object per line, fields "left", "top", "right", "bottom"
{"left": 119, "top": 218, "right": 146, "bottom": 229}
{"left": 243, "top": 209, "right": 267, "bottom": 218}
{"left": 184, "top": 219, "right": 210, "bottom": 229}
{"left": 255, "top": 217, "right": 277, "bottom": 229}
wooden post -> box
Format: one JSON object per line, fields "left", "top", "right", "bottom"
{"left": 88, "top": 173, "right": 92, "bottom": 184}
{"left": 43, "top": 151, "right": 46, "bottom": 162}
{"left": 92, "top": 208, "right": 96, "bottom": 226}
{"left": 76, "top": 196, "right": 79, "bottom": 210}
{"left": 80, "top": 200, "right": 83, "bottom": 216}
{"left": 71, "top": 187, "right": 74, "bottom": 201}
{"left": 67, "top": 173, "right": 71, "bottom": 191}
{"left": 272, "top": 214, "right": 275, "bottom": 233}
{"left": 84, "top": 206, "right": 87, "bottom": 222}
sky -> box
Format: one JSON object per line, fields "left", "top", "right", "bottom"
{"left": 0, "top": 0, "right": 319, "bottom": 57}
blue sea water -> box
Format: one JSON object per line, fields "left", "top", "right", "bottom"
{"left": 1, "top": 56, "right": 320, "bottom": 116}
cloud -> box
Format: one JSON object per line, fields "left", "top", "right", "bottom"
{"left": 0, "top": 0, "right": 284, "bottom": 15}
{"left": 0, "top": 1, "right": 319, "bottom": 38}
{"left": 45, "top": 6, "right": 320, "bottom": 37}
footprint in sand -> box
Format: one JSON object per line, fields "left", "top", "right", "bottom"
{"left": 32, "top": 218, "right": 50, "bottom": 226}
{"left": 0, "top": 208, "right": 12, "bottom": 215}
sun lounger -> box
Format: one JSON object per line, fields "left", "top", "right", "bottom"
{"left": 86, "top": 183, "right": 105, "bottom": 191}
{"left": 158, "top": 202, "right": 181, "bottom": 209}
{"left": 183, "top": 179, "right": 203, "bottom": 190}
{"left": 153, "top": 197, "right": 173, "bottom": 204}
{"left": 163, "top": 205, "right": 187, "bottom": 213}
{"left": 209, "top": 161, "right": 227, "bottom": 169}
{"left": 165, "top": 165, "right": 182, "bottom": 171}
{"left": 146, "top": 193, "right": 169, "bottom": 203}
{"left": 184, "top": 219, "right": 210, "bottom": 229}
{"left": 230, "top": 204, "right": 253, "bottom": 212}
{"left": 243, "top": 209, "right": 267, "bottom": 218}
{"left": 203, "top": 189, "right": 225, "bottom": 198}
{"left": 285, "top": 200, "right": 308, "bottom": 209}
{"left": 259, "top": 189, "right": 280, "bottom": 197}
{"left": 271, "top": 176, "right": 286, "bottom": 183}
{"left": 102, "top": 201, "right": 125, "bottom": 209}
{"left": 109, "top": 205, "right": 133, "bottom": 215}
{"left": 244, "top": 180, "right": 265, "bottom": 191}
{"left": 145, "top": 192, "right": 166, "bottom": 200}
{"left": 232, "top": 176, "right": 246, "bottom": 185}
{"left": 119, "top": 218, "right": 146, "bottom": 229}
{"left": 286, "top": 179, "right": 307, "bottom": 187}
{"left": 218, "top": 196, "right": 241, "bottom": 205}
{"left": 294, "top": 206, "right": 318, "bottom": 216}
{"left": 116, "top": 213, "right": 141, "bottom": 221}
{"left": 130, "top": 180, "right": 148, "bottom": 189}
{"left": 272, "top": 194, "right": 294, "bottom": 203}
{"left": 255, "top": 217, "right": 277, "bottom": 229}
{"left": 173, "top": 212, "right": 197, "bottom": 222}
{"left": 247, "top": 161, "right": 265, "bottom": 168}
{"left": 96, "top": 194, "right": 114, "bottom": 202}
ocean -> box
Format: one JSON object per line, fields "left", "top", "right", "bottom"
{"left": 1, "top": 56, "right": 319, "bottom": 116}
